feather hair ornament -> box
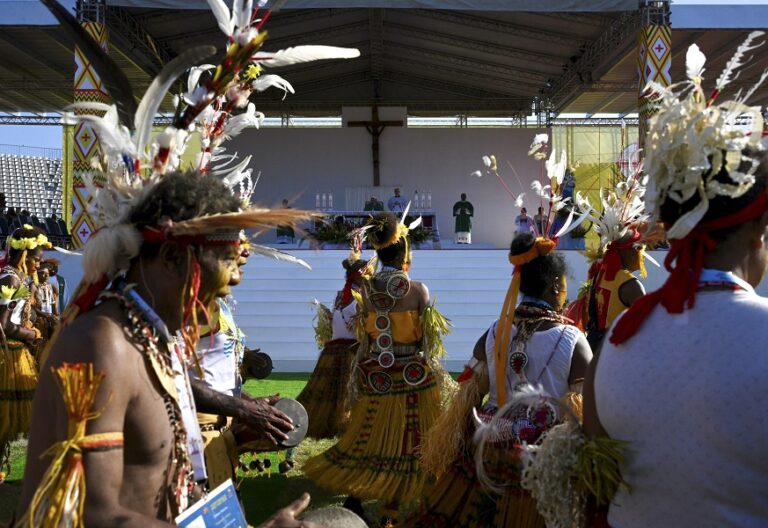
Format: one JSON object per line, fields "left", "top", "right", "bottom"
{"left": 644, "top": 32, "right": 767, "bottom": 240}
{"left": 608, "top": 35, "right": 768, "bottom": 347}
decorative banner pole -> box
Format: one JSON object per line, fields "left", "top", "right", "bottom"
{"left": 637, "top": 0, "right": 671, "bottom": 143}
{"left": 68, "top": 0, "right": 109, "bottom": 248}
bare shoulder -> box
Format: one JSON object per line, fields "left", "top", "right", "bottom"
{"left": 45, "top": 300, "right": 138, "bottom": 372}
{"left": 409, "top": 280, "right": 430, "bottom": 303}
{"left": 0, "top": 272, "right": 21, "bottom": 289}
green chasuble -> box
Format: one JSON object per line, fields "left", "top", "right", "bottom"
{"left": 453, "top": 200, "right": 473, "bottom": 233}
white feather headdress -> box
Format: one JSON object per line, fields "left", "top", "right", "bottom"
{"left": 644, "top": 32, "right": 768, "bottom": 240}
{"left": 575, "top": 167, "right": 649, "bottom": 251}
{"left": 44, "top": 0, "right": 359, "bottom": 281}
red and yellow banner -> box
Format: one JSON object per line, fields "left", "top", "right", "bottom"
{"left": 66, "top": 22, "right": 109, "bottom": 248}
{"left": 637, "top": 24, "right": 672, "bottom": 138}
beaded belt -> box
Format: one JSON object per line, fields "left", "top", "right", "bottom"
{"left": 370, "top": 343, "right": 419, "bottom": 358}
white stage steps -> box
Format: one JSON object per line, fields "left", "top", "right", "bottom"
{"left": 55, "top": 249, "right": 679, "bottom": 373}
{"left": 234, "top": 249, "right": 510, "bottom": 371}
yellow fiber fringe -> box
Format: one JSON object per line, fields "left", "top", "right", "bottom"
{"left": 312, "top": 302, "right": 333, "bottom": 350}
{"left": 421, "top": 303, "right": 452, "bottom": 359}
{"left": 0, "top": 340, "right": 38, "bottom": 450}
{"left": 19, "top": 362, "right": 113, "bottom": 528}
{"left": 495, "top": 492, "right": 547, "bottom": 528}
{"left": 303, "top": 368, "right": 443, "bottom": 504}
{"left": 296, "top": 339, "right": 358, "bottom": 439}
{"left": 404, "top": 435, "right": 544, "bottom": 527}
{"left": 420, "top": 373, "right": 483, "bottom": 478}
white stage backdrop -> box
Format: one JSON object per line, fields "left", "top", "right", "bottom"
{"left": 230, "top": 126, "right": 549, "bottom": 248}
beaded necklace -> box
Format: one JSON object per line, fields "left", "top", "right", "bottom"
{"left": 98, "top": 282, "right": 195, "bottom": 515}
{"left": 508, "top": 303, "right": 569, "bottom": 385}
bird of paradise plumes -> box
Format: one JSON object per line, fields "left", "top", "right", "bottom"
{"left": 471, "top": 155, "right": 526, "bottom": 208}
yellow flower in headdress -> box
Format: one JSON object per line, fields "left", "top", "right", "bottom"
{"left": 243, "top": 64, "right": 263, "bottom": 81}
{"left": 9, "top": 232, "right": 52, "bottom": 251}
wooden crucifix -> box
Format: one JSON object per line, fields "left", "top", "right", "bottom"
{"left": 348, "top": 106, "right": 403, "bottom": 186}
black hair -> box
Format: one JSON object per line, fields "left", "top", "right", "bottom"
{"left": 509, "top": 232, "right": 567, "bottom": 298}
{"left": 342, "top": 258, "right": 368, "bottom": 277}
{"left": 659, "top": 148, "right": 768, "bottom": 241}
{"left": 369, "top": 213, "right": 408, "bottom": 268}
{"left": 128, "top": 171, "right": 240, "bottom": 255}
{"left": 8, "top": 225, "right": 47, "bottom": 262}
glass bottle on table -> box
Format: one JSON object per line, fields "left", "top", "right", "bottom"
{"left": 321, "top": 193, "right": 327, "bottom": 210}
{"left": 315, "top": 192, "right": 320, "bottom": 209}
{"left": 328, "top": 192, "right": 333, "bottom": 210}
{"left": 420, "top": 192, "right": 426, "bottom": 210}
{"left": 413, "top": 190, "right": 419, "bottom": 211}
{"left": 427, "top": 191, "right": 432, "bottom": 210}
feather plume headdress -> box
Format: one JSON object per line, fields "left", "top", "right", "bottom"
{"left": 369, "top": 201, "right": 422, "bottom": 250}
{"left": 476, "top": 136, "right": 593, "bottom": 410}
{"left": 643, "top": 32, "right": 768, "bottom": 240}
{"left": 574, "top": 166, "right": 649, "bottom": 253}
{"left": 43, "top": 0, "right": 358, "bottom": 283}
{"left": 608, "top": 33, "right": 768, "bottom": 346}
{"left": 474, "top": 135, "right": 591, "bottom": 241}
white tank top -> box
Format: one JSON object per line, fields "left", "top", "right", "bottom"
{"left": 595, "top": 290, "right": 768, "bottom": 527}
{"left": 331, "top": 300, "right": 357, "bottom": 341}
{"left": 194, "top": 300, "right": 244, "bottom": 397}
{"left": 484, "top": 319, "right": 579, "bottom": 404}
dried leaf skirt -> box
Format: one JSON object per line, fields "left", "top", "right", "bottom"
{"left": 0, "top": 339, "right": 38, "bottom": 449}
{"left": 402, "top": 425, "right": 545, "bottom": 528}
{"left": 296, "top": 338, "right": 358, "bottom": 439}
{"left": 303, "top": 360, "right": 442, "bottom": 504}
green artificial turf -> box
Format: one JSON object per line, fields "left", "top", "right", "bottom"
{"left": 0, "top": 371, "right": 445, "bottom": 525}
{"left": 0, "top": 374, "right": 358, "bottom": 526}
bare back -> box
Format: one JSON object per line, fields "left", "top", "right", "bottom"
{"left": 18, "top": 299, "right": 177, "bottom": 527}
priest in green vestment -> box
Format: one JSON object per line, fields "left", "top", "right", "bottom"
{"left": 453, "top": 193, "right": 474, "bottom": 244}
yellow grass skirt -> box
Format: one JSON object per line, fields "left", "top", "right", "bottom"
{"left": 402, "top": 419, "right": 545, "bottom": 528}
{"left": 0, "top": 339, "right": 38, "bottom": 448}
{"left": 296, "top": 338, "right": 358, "bottom": 439}
{"left": 303, "top": 358, "right": 442, "bottom": 504}
{"left": 198, "top": 413, "right": 238, "bottom": 489}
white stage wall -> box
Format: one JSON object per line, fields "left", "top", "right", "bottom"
{"left": 229, "top": 126, "right": 549, "bottom": 248}
{"left": 50, "top": 249, "right": 768, "bottom": 371}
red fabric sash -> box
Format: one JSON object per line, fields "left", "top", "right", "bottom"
{"left": 610, "top": 192, "right": 768, "bottom": 345}
{"left": 341, "top": 271, "right": 362, "bottom": 305}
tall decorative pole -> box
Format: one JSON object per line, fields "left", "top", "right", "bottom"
{"left": 68, "top": 0, "right": 108, "bottom": 248}
{"left": 637, "top": 0, "right": 671, "bottom": 145}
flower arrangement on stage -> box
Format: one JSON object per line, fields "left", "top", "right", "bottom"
{"left": 307, "top": 216, "right": 432, "bottom": 246}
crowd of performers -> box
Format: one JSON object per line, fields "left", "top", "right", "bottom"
{"left": 0, "top": 2, "right": 767, "bottom": 527}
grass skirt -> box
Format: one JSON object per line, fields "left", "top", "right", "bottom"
{"left": 402, "top": 419, "right": 545, "bottom": 528}
{"left": 199, "top": 413, "right": 238, "bottom": 489}
{"left": 303, "top": 358, "right": 442, "bottom": 504}
{"left": 296, "top": 338, "right": 358, "bottom": 439}
{"left": 0, "top": 339, "right": 38, "bottom": 448}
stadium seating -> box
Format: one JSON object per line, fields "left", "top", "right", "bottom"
{"left": 0, "top": 153, "right": 68, "bottom": 247}
{"left": 0, "top": 154, "right": 63, "bottom": 219}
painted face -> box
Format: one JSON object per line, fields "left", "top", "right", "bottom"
{"left": 26, "top": 247, "right": 45, "bottom": 275}
{"left": 198, "top": 244, "right": 241, "bottom": 302}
